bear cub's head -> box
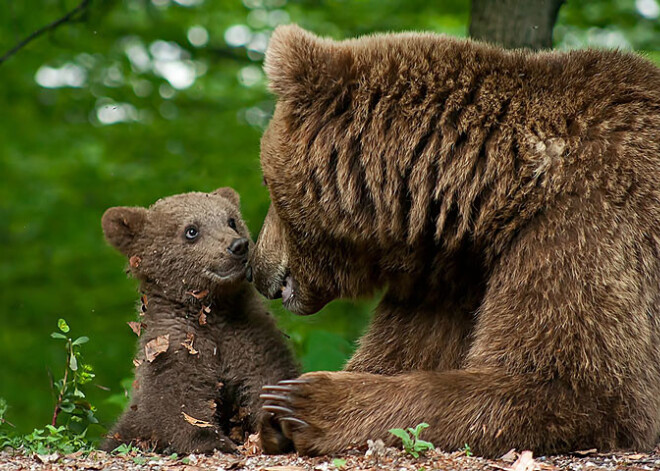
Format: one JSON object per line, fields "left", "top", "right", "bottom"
{"left": 102, "top": 187, "right": 251, "bottom": 297}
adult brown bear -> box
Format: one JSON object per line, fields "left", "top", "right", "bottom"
{"left": 250, "top": 25, "right": 660, "bottom": 457}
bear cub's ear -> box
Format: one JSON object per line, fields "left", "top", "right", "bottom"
{"left": 212, "top": 187, "right": 240, "bottom": 207}
{"left": 102, "top": 206, "right": 147, "bottom": 255}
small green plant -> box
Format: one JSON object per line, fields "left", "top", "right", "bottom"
{"left": 388, "top": 422, "right": 435, "bottom": 458}
{"left": 0, "top": 425, "right": 93, "bottom": 455}
{"left": 0, "top": 398, "right": 9, "bottom": 425}
{"left": 333, "top": 458, "right": 347, "bottom": 469}
{"left": 112, "top": 443, "right": 141, "bottom": 455}
{"left": 50, "top": 318, "right": 98, "bottom": 431}
{"left": 0, "top": 320, "right": 100, "bottom": 455}
{"left": 461, "top": 443, "right": 473, "bottom": 457}
{"left": 132, "top": 455, "right": 148, "bottom": 465}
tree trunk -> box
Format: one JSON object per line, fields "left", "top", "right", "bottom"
{"left": 469, "top": 0, "right": 564, "bottom": 50}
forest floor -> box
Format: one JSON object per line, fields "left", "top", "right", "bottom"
{"left": 1, "top": 442, "right": 660, "bottom": 471}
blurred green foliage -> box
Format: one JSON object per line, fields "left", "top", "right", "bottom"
{"left": 1, "top": 0, "right": 658, "bottom": 440}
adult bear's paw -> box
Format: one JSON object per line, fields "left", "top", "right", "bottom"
{"left": 260, "top": 371, "right": 371, "bottom": 455}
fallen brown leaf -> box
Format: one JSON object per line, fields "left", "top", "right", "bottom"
{"left": 571, "top": 449, "right": 597, "bottom": 457}
{"left": 127, "top": 321, "right": 143, "bottom": 336}
{"left": 35, "top": 453, "right": 59, "bottom": 464}
{"left": 144, "top": 334, "right": 169, "bottom": 362}
{"left": 511, "top": 450, "right": 535, "bottom": 471}
{"left": 182, "top": 411, "right": 214, "bottom": 428}
{"left": 500, "top": 449, "right": 518, "bottom": 462}
{"left": 187, "top": 289, "right": 209, "bottom": 300}
{"left": 226, "top": 457, "right": 247, "bottom": 469}
{"left": 241, "top": 432, "right": 262, "bottom": 456}
{"left": 129, "top": 255, "right": 141, "bottom": 268}
{"left": 132, "top": 358, "right": 143, "bottom": 367}
{"left": 199, "top": 308, "right": 208, "bottom": 326}
{"left": 264, "top": 467, "right": 306, "bottom": 471}
{"left": 181, "top": 332, "right": 198, "bottom": 355}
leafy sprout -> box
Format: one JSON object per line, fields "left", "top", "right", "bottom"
{"left": 0, "top": 320, "right": 100, "bottom": 455}
{"left": 388, "top": 422, "right": 435, "bottom": 458}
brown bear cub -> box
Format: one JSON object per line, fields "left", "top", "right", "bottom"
{"left": 100, "top": 188, "right": 298, "bottom": 454}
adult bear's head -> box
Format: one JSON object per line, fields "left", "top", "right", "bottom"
{"left": 249, "top": 25, "right": 414, "bottom": 315}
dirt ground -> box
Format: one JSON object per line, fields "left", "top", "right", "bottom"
{"left": 2, "top": 443, "right": 659, "bottom": 471}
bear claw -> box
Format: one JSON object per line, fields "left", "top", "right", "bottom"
{"left": 263, "top": 404, "right": 294, "bottom": 415}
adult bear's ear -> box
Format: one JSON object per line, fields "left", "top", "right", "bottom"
{"left": 212, "top": 187, "right": 240, "bottom": 207}
{"left": 102, "top": 207, "right": 147, "bottom": 255}
{"left": 264, "top": 24, "right": 351, "bottom": 103}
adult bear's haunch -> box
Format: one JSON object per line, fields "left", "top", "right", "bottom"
{"left": 250, "top": 25, "right": 660, "bottom": 457}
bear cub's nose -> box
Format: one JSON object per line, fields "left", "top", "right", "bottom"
{"left": 228, "top": 237, "right": 249, "bottom": 257}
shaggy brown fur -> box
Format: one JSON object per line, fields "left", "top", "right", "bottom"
{"left": 100, "top": 188, "right": 298, "bottom": 454}
{"left": 250, "top": 25, "right": 660, "bottom": 457}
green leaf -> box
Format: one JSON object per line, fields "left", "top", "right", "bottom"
{"left": 72, "top": 336, "right": 89, "bottom": 346}
{"left": 86, "top": 409, "right": 98, "bottom": 424}
{"left": 0, "top": 398, "right": 7, "bottom": 420}
{"left": 409, "top": 422, "right": 429, "bottom": 438}
{"left": 388, "top": 428, "right": 410, "bottom": 441}
{"left": 57, "top": 319, "right": 70, "bottom": 333}
{"left": 415, "top": 439, "right": 434, "bottom": 451}
{"left": 50, "top": 332, "right": 67, "bottom": 340}
{"left": 59, "top": 402, "right": 75, "bottom": 413}
{"left": 389, "top": 428, "right": 413, "bottom": 449}
{"left": 69, "top": 355, "right": 78, "bottom": 371}
{"left": 333, "top": 458, "right": 347, "bottom": 469}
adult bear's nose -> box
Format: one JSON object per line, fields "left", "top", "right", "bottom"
{"left": 228, "top": 237, "right": 249, "bottom": 257}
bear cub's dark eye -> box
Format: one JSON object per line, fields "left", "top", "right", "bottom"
{"left": 184, "top": 225, "right": 199, "bottom": 241}
{"left": 228, "top": 218, "right": 237, "bottom": 231}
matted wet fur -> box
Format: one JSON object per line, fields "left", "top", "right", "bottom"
{"left": 250, "top": 26, "right": 660, "bottom": 456}
{"left": 100, "top": 188, "right": 298, "bottom": 454}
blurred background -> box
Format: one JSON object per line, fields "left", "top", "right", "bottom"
{"left": 1, "top": 0, "right": 658, "bottom": 441}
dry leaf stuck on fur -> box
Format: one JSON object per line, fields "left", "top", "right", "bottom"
{"left": 127, "top": 321, "right": 143, "bottom": 337}
{"left": 187, "top": 289, "right": 210, "bottom": 300}
{"left": 182, "top": 411, "right": 214, "bottom": 428}
{"left": 144, "top": 334, "right": 170, "bottom": 362}
{"left": 199, "top": 308, "right": 208, "bottom": 326}
{"left": 129, "top": 255, "right": 141, "bottom": 268}
{"left": 181, "top": 332, "right": 199, "bottom": 355}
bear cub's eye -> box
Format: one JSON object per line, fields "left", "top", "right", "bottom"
{"left": 228, "top": 218, "right": 237, "bottom": 231}
{"left": 184, "top": 225, "right": 199, "bottom": 241}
